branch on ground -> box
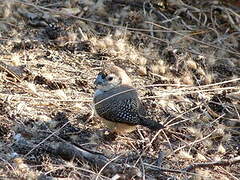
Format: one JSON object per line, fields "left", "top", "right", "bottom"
{"left": 182, "top": 156, "right": 240, "bottom": 172}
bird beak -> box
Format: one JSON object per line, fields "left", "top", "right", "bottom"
{"left": 94, "top": 72, "right": 106, "bottom": 86}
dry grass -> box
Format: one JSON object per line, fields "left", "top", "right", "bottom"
{"left": 0, "top": 0, "right": 239, "bottom": 179}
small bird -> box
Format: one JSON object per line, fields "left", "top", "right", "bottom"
{"left": 93, "top": 64, "right": 164, "bottom": 134}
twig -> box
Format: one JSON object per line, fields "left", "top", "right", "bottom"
{"left": 145, "top": 21, "right": 240, "bottom": 57}
{"left": 0, "top": 61, "right": 22, "bottom": 82}
{"left": 143, "top": 163, "right": 207, "bottom": 177}
{"left": 165, "top": 104, "right": 202, "bottom": 127}
{"left": 182, "top": 156, "right": 240, "bottom": 172}
{"left": 95, "top": 154, "right": 122, "bottom": 180}
{"left": 171, "top": 129, "right": 217, "bottom": 155}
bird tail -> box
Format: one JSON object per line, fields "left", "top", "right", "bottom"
{"left": 139, "top": 117, "right": 165, "bottom": 130}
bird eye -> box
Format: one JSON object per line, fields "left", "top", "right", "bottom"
{"left": 108, "top": 76, "right": 113, "bottom": 81}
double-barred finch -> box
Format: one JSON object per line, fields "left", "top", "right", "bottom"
{"left": 93, "top": 64, "right": 164, "bottom": 134}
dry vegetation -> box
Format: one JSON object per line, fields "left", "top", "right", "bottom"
{"left": 0, "top": 0, "right": 240, "bottom": 179}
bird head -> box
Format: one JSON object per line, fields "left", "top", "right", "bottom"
{"left": 94, "top": 71, "right": 121, "bottom": 89}
{"left": 94, "top": 64, "right": 132, "bottom": 90}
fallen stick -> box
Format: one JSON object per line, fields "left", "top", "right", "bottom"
{"left": 182, "top": 156, "right": 240, "bottom": 172}
{"left": 13, "top": 137, "right": 141, "bottom": 178}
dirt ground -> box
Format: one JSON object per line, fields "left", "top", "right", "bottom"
{"left": 0, "top": 0, "right": 240, "bottom": 179}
